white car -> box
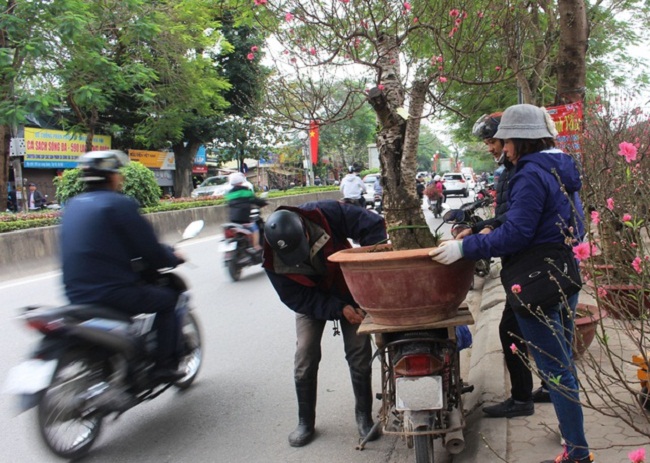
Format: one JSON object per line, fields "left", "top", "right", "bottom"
{"left": 462, "top": 173, "right": 476, "bottom": 191}
{"left": 362, "top": 174, "right": 380, "bottom": 207}
{"left": 442, "top": 173, "right": 469, "bottom": 197}
{"left": 191, "top": 175, "right": 253, "bottom": 198}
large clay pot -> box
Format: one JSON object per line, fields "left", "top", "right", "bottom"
{"left": 328, "top": 244, "right": 475, "bottom": 326}
{"left": 573, "top": 303, "right": 607, "bottom": 358}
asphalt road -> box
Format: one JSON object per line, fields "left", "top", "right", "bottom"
{"left": 0, "top": 195, "right": 474, "bottom": 463}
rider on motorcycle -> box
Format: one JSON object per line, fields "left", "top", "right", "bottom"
{"left": 225, "top": 172, "right": 268, "bottom": 253}
{"left": 339, "top": 162, "right": 367, "bottom": 207}
{"left": 60, "top": 150, "right": 185, "bottom": 383}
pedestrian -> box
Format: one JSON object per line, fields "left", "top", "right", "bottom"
{"left": 262, "top": 200, "right": 387, "bottom": 447}
{"left": 27, "top": 182, "right": 45, "bottom": 211}
{"left": 430, "top": 104, "right": 592, "bottom": 463}
{"left": 458, "top": 112, "right": 552, "bottom": 418}
{"left": 340, "top": 162, "right": 367, "bottom": 207}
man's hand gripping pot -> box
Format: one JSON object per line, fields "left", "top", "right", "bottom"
{"left": 428, "top": 240, "right": 464, "bottom": 265}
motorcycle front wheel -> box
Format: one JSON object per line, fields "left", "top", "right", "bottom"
{"left": 175, "top": 311, "right": 202, "bottom": 390}
{"left": 37, "top": 350, "right": 104, "bottom": 460}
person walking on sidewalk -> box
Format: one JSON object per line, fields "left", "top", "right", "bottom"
{"left": 262, "top": 201, "right": 387, "bottom": 447}
{"left": 458, "top": 112, "right": 551, "bottom": 419}
{"left": 430, "top": 104, "right": 592, "bottom": 463}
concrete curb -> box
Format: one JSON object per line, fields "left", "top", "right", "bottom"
{"left": 454, "top": 271, "right": 509, "bottom": 463}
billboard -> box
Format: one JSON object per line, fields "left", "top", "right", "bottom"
{"left": 24, "top": 128, "right": 111, "bottom": 168}
{"left": 128, "top": 149, "right": 175, "bottom": 170}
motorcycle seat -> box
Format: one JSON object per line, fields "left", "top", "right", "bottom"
{"left": 25, "top": 304, "right": 133, "bottom": 323}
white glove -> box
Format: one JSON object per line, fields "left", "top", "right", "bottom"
{"left": 429, "top": 240, "right": 463, "bottom": 265}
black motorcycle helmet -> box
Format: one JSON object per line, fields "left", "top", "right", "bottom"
{"left": 264, "top": 209, "right": 310, "bottom": 266}
{"left": 78, "top": 150, "right": 129, "bottom": 182}
{"left": 472, "top": 113, "right": 502, "bottom": 140}
{"left": 349, "top": 162, "right": 363, "bottom": 174}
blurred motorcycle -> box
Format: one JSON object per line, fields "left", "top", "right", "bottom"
{"left": 444, "top": 199, "right": 493, "bottom": 278}
{"left": 220, "top": 206, "right": 266, "bottom": 281}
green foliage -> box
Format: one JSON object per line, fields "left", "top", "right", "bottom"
{"left": 121, "top": 162, "right": 161, "bottom": 208}
{"left": 53, "top": 162, "right": 160, "bottom": 207}
{"left": 53, "top": 168, "right": 85, "bottom": 205}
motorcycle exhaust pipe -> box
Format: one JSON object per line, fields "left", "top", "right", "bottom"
{"left": 444, "top": 406, "right": 465, "bottom": 454}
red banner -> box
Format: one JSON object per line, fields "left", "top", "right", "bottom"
{"left": 546, "top": 101, "right": 583, "bottom": 157}
{"left": 309, "top": 120, "right": 319, "bottom": 165}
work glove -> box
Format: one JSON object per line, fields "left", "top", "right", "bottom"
{"left": 429, "top": 240, "right": 464, "bottom": 265}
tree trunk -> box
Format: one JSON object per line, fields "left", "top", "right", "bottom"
{"left": 0, "top": 125, "right": 9, "bottom": 211}
{"left": 555, "top": 0, "right": 588, "bottom": 105}
{"left": 172, "top": 140, "right": 200, "bottom": 198}
{"left": 367, "top": 34, "right": 437, "bottom": 251}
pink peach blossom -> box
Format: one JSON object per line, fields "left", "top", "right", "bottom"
{"left": 309, "top": 47, "right": 316, "bottom": 55}
{"left": 449, "top": 9, "right": 460, "bottom": 17}
{"left": 597, "top": 287, "right": 608, "bottom": 298}
{"left": 511, "top": 284, "right": 521, "bottom": 294}
{"left": 632, "top": 257, "right": 643, "bottom": 274}
{"left": 403, "top": 2, "right": 411, "bottom": 11}
{"left": 495, "top": 66, "right": 501, "bottom": 71}
{"left": 478, "top": 11, "right": 484, "bottom": 18}
{"left": 591, "top": 210, "right": 600, "bottom": 224}
{"left": 250, "top": 45, "right": 258, "bottom": 52}
{"left": 439, "top": 76, "right": 447, "bottom": 83}
{"left": 285, "top": 12, "right": 294, "bottom": 21}
{"left": 623, "top": 213, "right": 632, "bottom": 222}
{"left": 628, "top": 447, "right": 645, "bottom": 463}
{"left": 573, "top": 242, "right": 597, "bottom": 261}
{"left": 510, "top": 343, "right": 518, "bottom": 354}
{"left": 618, "top": 141, "right": 638, "bottom": 163}
{"left": 607, "top": 198, "right": 614, "bottom": 211}
{"left": 246, "top": 53, "right": 255, "bottom": 60}
{"left": 378, "top": 84, "right": 385, "bottom": 91}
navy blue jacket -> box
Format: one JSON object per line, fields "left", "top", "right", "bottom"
{"left": 61, "top": 189, "right": 182, "bottom": 304}
{"left": 463, "top": 149, "right": 584, "bottom": 260}
{"left": 263, "top": 200, "right": 387, "bottom": 321}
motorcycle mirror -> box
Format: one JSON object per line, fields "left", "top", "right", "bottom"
{"left": 182, "top": 220, "right": 204, "bottom": 240}
{"left": 443, "top": 209, "right": 465, "bottom": 224}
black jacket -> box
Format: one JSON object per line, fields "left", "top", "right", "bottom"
{"left": 471, "top": 160, "right": 514, "bottom": 233}
{"left": 225, "top": 185, "right": 268, "bottom": 223}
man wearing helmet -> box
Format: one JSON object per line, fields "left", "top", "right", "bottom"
{"left": 225, "top": 172, "right": 268, "bottom": 253}
{"left": 61, "top": 150, "right": 185, "bottom": 383}
{"left": 339, "top": 162, "right": 367, "bottom": 207}
{"left": 262, "top": 200, "right": 386, "bottom": 447}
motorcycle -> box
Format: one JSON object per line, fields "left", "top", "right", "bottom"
{"left": 444, "top": 198, "right": 494, "bottom": 278}
{"left": 357, "top": 309, "right": 474, "bottom": 462}
{"left": 220, "top": 206, "right": 265, "bottom": 281}
{"left": 4, "top": 221, "right": 205, "bottom": 460}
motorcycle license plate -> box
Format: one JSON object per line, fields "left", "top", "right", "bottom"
{"left": 219, "top": 241, "right": 237, "bottom": 253}
{"left": 395, "top": 376, "right": 444, "bottom": 411}
{"left": 3, "top": 359, "right": 57, "bottom": 394}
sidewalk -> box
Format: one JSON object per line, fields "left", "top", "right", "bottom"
{"left": 456, "top": 269, "right": 649, "bottom": 463}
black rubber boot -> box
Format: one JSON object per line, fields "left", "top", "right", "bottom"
{"left": 288, "top": 380, "right": 317, "bottom": 447}
{"left": 351, "top": 371, "right": 379, "bottom": 441}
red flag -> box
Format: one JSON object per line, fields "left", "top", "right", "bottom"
{"left": 309, "top": 120, "right": 319, "bottom": 164}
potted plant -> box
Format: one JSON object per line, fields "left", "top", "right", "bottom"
{"left": 573, "top": 303, "right": 607, "bottom": 358}
{"left": 578, "top": 97, "right": 650, "bottom": 320}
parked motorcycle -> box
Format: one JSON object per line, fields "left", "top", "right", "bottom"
{"left": 358, "top": 311, "right": 474, "bottom": 462}
{"left": 444, "top": 198, "right": 494, "bottom": 278}
{"left": 221, "top": 206, "right": 265, "bottom": 281}
{"left": 5, "top": 221, "right": 205, "bottom": 460}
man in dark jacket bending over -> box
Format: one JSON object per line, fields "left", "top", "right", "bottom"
{"left": 263, "top": 200, "right": 387, "bottom": 447}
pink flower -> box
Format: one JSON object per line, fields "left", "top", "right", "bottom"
{"left": 439, "top": 76, "right": 447, "bottom": 83}
{"left": 449, "top": 26, "right": 458, "bottom": 37}
{"left": 632, "top": 257, "right": 643, "bottom": 274}
{"left": 246, "top": 53, "right": 255, "bottom": 60}
{"left": 285, "top": 12, "right": 294, "bottom": 21}
{"left": 597, "top": 286, "right": 608, "bottom": 298}
{"left": 309, "top": 47, "right": 316, "bottom": 55}
{"left": 510, "top": 343, "right": 518, "bottom": 354}
{"left": 573, "top": 242, "right": 596, "bottom": 261}
{"left": 618, "top": 141, "right": 638, "bottom": 163}
{"left": 449, "top": 9, "right": 460, "bottom": 17}
{"left": 250, "top": 45, "right": 259, "bottom": 52}
{"left": 623, "top": 213, "right": 632, "bottom": 222}
{"left": 495, "top": 66, "right": 501, "bottom": 71}
{"left": 591, "top": 210, "right": 600, "bottom": 224}
{"left": 478, "top": 11, "right": 484, "bottom": 18}
{"left": 253, "top": 0, "right": 267, "bottom": 5}
{"left": 607, "top": 198, "right": 614, "bottom": 211}
{"left": 378, "top": 84, "right": 385, "bottom": 91}
{"left": 413, "top": 17, "right": 418, "bottom": 23}
{"left": 403, "top": 2, "right": 411, "bottom": 11}
{"left": 340, "top": 0, "right": 349, "bottom": 3}
{"left": 511, "top": 284, "right": 521, "bottom": 294}
{"left": 628, "top": 448, "right": 645, "bottom": 463}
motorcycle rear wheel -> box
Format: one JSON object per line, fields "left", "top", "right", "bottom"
{"left": 175, "top": 312, "right": 202, "bottom": 390}
{"left": 37, "top": 350, "right": 104, "bottom": 460}
{"left": 414, "top": 434, "right": 434, "bottom": 463}
{"left": 227, "top": 252, "right": 242, "bottom": 281}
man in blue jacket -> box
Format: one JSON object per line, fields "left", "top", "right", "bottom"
{"left": 263, "top": 200, "right": 386, "bottom": 447}
{"left": 61, "top": 150, "right": 185, "bottom": 383}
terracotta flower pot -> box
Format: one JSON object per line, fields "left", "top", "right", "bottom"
{"left": 328, "top": 243, "right": 475, "bottom": 326}
{"left": 573, "top": 303, "right": 607, "bottom": 358}
{"left": 587, "top": 281, "right": 650, "bottom": 319}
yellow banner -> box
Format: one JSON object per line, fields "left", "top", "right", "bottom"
{"left": 24, "top": 128, "right": 112, "bottom": 168}
{"left": 128, "top": 150, "right": 176, "bottom": 170}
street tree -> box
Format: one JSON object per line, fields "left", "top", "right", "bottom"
{"left": 253, "top": 1, "right": 514, "bottom": 250}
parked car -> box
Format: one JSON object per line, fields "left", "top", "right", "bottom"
{"left": 362, "top": 173, "right": 380, "bottom": 208}
{"left": 190, "top": 175, "right": 253, "bottom": 198}
{"left": 442, "top": 172, "right": 469, "bottom": 197}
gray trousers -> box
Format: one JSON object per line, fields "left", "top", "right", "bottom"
{"left": 294, "top": 313, "right": 372, "bottom": 382}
